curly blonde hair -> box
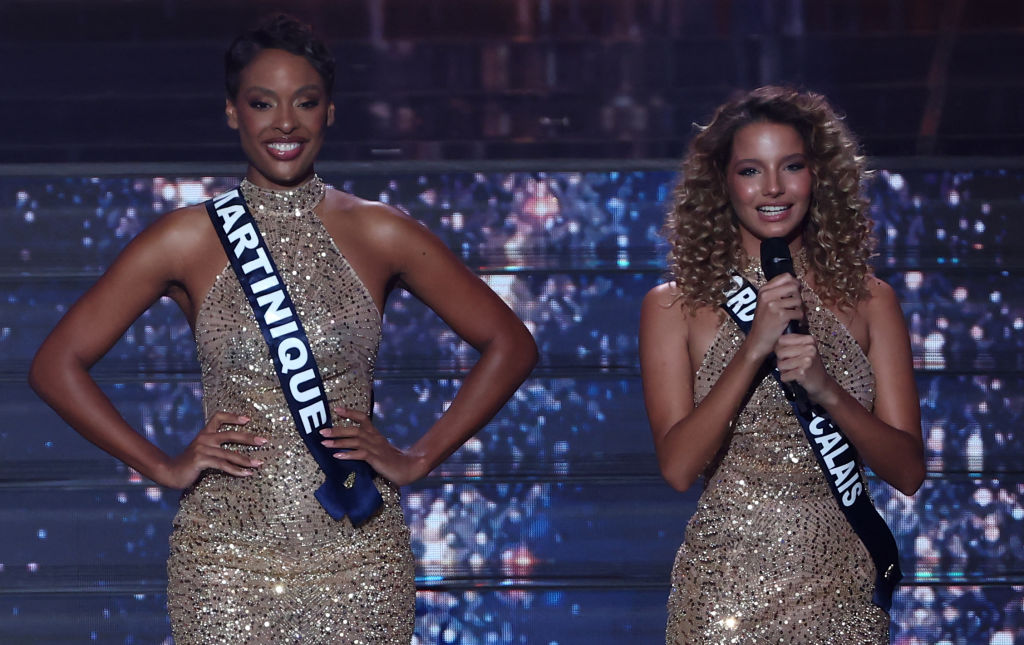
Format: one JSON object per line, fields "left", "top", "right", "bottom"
{"left": 665, "top": 86, "right": 875, "bottom": 311}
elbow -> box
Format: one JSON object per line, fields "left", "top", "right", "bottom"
{"left": 657, "top": 456, "right": 700, "bottom": 493}
{"left": 27, "top": 349, "right": 51, "bottom": 398}
{"left": 895, "top": 437, "right": 927, "bottom": 496}
{"left": 521, "top": 333, "right": 539, "bottom": 374}
{"left": 480, "top": 321, "right": 537, "bottom": 382}
{"left": 651, "top": 428, "right": 704, "bottom": 493}
{"left": 662, "top": 469, "right": 699, "bottom": 493}
{"left": 895, "top": 479, "right": 924, "bottom": 497}
{"left": 29, "top": 343, "right": 77, "bottom": 402}
{"left": 505, "top": 325, "right": 539, "bottom": 381}
{"left": 895, "top": 463, "right": 926, "bottom": 497}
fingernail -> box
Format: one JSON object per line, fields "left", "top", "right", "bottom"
{"left": 255, "top": 437, "right": 268, "bottom": 445}
{"left": 251, "top": 460, "right": 263, "bottom": 467}
{"left": 239, "top": 416, "right": 251, "bottom": 423}
{"left": 319, "top": 429, "right": 329, "bottom": 436}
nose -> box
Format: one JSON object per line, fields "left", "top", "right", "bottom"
{"left": 274, "top": 104, "right": 297, "bottom": 133}
{"left": 762, "top": 170, "right": 783, "bottom": 197}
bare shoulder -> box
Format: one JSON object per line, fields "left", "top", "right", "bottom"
{"left": 642, "top": 282, "right": 684, "bottom": 316}
{"left": 317, "top": 187, "right": 449, "bottom": 285}
{"left": 154, "top": 203, "right": 213, "bottom": 238}
{"left": 866, "top": 274, "right": 897, "bottom": 299}
{"left": 642, "top": 282, "right": 718, "bottom": 325}
{"left": 643, "top": 282, "right": 723, "bottom": 359}
{"left": 320, "top": 187, "right": 422, "bottom": 239}
{"left": 320, "top": 187, "right": 447, "bottom": 262}
{"left": 860, "top": 275, "right": 901, "bottom": 318}
{"left": 642, "top": 283, "right": 694, "bottom": 340}
{"left": 855, "top": 274, "right": 910, "bottom": 349}
{"left": 320, "top": 186, "right": 375, "bottom": 215}
{"left": 123, "top": 203, "right": 215, "bottom": 264}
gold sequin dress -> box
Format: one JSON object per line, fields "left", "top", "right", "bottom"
{"left": 167, "top": 177, "right": 416, "bottom": 644}
{"left": 666, "top": 257, "right": 890, "bottom": 644}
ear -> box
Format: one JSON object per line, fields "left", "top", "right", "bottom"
{"left": 326, "top": 101, "right": 336, "bottom": 128}
{"left": 225, "top": 98, "right": 239, "bottom": 130}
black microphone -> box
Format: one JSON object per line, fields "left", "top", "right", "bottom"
{"left": 760, "top": 237, "right": 803, "bottom": 335}
{"left": 760, "top": 237, "right": 811, "bottom": 412}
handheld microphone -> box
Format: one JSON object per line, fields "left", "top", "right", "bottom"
{"left": 759, "top": 237, "right": 811, "bottom": 412}
{"left": 760, "top": 237, "right": 803, "bottom": 335}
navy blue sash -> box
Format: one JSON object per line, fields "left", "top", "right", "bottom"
{"left": 721, "top": 274, "right": 902, "bottom": 611}
{"left": 204, "top": 186, "right": 383, "bottom": 526}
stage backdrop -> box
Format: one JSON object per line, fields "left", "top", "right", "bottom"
{"left": 1, "top": 162, "right": 1022, "bottom": 644}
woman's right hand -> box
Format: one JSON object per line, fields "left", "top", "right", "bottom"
{"left": 744, "top": 273, "right": 805, "bottom": 362}
{"left": 155, "top": 412, "right": 267, "bottom": 489}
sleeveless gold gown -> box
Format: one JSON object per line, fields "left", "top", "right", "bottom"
{"left": 666, "top": 257, "right": 890, "bottom": 644}
{"left": 167, "top": 177, "right": 415, "bottom": 644}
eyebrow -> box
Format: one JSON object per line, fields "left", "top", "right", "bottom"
{"left": 731, "top": 152, "right": 807, "bottom": 167}
{"left": 243, "top": 84, "right": 324, "bottom": 98}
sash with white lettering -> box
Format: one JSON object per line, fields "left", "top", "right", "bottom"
{"left": 721, "top": 273, "right": 902, "bottom": 611}
{"left": 204, "top": 187, "right": 382, "bottom": 526}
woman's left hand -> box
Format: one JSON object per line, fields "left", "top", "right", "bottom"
{"left": 319, "top": 407, "right": 426, "bottom": 486}
{"left": 773, "top": 334, "right": 838, "bottom": 406}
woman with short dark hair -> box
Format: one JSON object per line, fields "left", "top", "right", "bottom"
{"left": 30, "top": 15, "right": 537, "bottom": 643}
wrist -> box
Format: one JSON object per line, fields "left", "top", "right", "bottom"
{"left": 407, "top": 453, "right": 432, "bottom": 482}
{"left": 149, "top": 455, "right": 178, "bottom": 489}
{"left": 814, "top": 378, "right": 844, "bottom": 409}
{"left": 735, "top": 341, "right": 770, "bottom": 368}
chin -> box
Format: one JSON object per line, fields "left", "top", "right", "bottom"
{"left": 254, "top": 166, "right": 315, "bottom": 189}
{"left": 759, "top": 217, "right": 805, "bottom": 239}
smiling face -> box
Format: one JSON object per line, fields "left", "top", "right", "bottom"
{"left": 725, "top": 121, "right": 813, "bottom": 257}
{"left": 225, "top": 48, "right": 335, "bottom": 190}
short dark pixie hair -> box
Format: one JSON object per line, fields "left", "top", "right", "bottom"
{"left": 224, "top": 14, "right": 335, "bottom": 99}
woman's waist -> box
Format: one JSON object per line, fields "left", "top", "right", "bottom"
{"left": 171, "top": 494, "right": 410, "bottom": 573}
{"left": 199, "top": 397, "right": 371, "bottom": 441}
{"left": 175, "top": 469, "right": 404, "bottom": 541}
{"left": 704, "top": 434, "right": 835, "bottom": 490}
{"left": 199, "top": 374, "right": 372, "bottom": 419}
{"left": 718, "top": 429, "right": 814, "bottom": 462}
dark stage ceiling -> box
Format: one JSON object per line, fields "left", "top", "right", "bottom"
{"left": 2, "top": 0, "right": 1022, "bottom": 164}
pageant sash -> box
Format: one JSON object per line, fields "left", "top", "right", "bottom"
{"left": 204, "top": 187, "right": 382, "bottom": 526}
{"left": 721, "top": 274, "right": 902, "bottom": 611}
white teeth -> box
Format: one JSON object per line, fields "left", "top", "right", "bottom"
{"left": 758, "top": 205, "right": 789, "bottom": 213}
{"left": 268, "top": 142, "right": 300, "bottom": 152}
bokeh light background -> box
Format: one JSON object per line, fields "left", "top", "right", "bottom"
{"left": 1, "top": 163, "right": 1022, "bottom": 643}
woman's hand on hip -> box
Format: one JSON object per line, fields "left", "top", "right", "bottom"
{"left": 156, "top": 411, "right": 266, "bottom": 489}
{"left": 321, "top": 407, "right": 425, "bottom": 487}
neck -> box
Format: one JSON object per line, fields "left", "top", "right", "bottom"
{"left": 741, "top": 232, "right": 804, "bottom": 260}
{"left": 244, "top": 167, "right": 316, "bottom": 192}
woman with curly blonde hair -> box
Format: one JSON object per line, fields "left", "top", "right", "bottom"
{"left": 640, "top": 86, "right": 923, "bottom": 643}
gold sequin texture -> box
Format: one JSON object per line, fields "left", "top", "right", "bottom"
{"left": 666, "top": 253, "right": 888, "bottom": 644}
{"left": 167, "top": 176, "right": 415, "bottom": 644}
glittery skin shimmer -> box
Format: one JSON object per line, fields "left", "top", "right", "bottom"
{"left": 666, "top": 254, "right": 889, "bottom": 644}
{"left": 167, "top": 177, "right": 415, "bottom": 644}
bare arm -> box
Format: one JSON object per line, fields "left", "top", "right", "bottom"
{"left": 640, "top": 275, "right": 804, "bottom": 491}
{"left": 323, "top": 206, "right": 538, "bottom": 485}
{"left": 774, "top": 277, "right": 924, "bottom": 495}
{"left": 28, "top": 209, "right": 264, "bottom": 489}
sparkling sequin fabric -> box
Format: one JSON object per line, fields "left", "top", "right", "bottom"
{"left": 167, "top": 177, "right": 415, "bottom": 644}
{"left": 666, "top": 254, "right": 889, "bottom": 644}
